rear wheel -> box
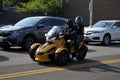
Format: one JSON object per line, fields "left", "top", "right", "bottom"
{"left": 76, "top": 45, "right": 88, "bottom": 60}
{"left": 54, "top": 50, "right": 70, "bottom": 66}
{"left": 22, "top": 36, "right": 36, "bottom": 51}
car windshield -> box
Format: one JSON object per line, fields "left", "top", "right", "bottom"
{"left": 92, "top": 22, "right": 113, "bottom": 28}
{"left": 14, "top": 17, "right": 41, "bottom": 27}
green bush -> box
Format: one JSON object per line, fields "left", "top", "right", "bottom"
{"left": 3, "top": 0, "right": 16, "bottom": 6}
{"left": 3, "top": 0, "right": 69, "bottom": 16}
{"left": 17, "top": 0, "right": 69, "bottom": 16}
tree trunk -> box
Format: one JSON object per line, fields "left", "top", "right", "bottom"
{"left": 0, "top": 0, "right": 3, "bottom": 12}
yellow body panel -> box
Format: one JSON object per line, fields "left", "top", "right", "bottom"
{"left": 35, "top": 38, "right": 66, "bottom": 62}
{"left": 53, "top": 38, "right": 66, "bottom": 47}
{"left": 55, "top": 47, "right": 68, "bottom": 53}
{"left": 31, "top": 43, "right": 41, "bottom": 49}
{"left": 35, "top": 54, "right": 51, "bottom": 62}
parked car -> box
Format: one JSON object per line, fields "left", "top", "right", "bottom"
{"left": 0, "top": 16, "right": 68, "bottom": 50}
{"left": 84, "top": 20, "right": 120, "bottom": 45}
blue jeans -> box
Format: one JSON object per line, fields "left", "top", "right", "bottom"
{"left": 76, "top": 35, "right": 83, "bottom": 47}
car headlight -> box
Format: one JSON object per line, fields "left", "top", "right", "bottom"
{"left": 86, "top": 31, "right": 104, "bottom": 34}
{"left": 10, "top": 30, "right": 23, "bottom": 34}
{"left": 93, "top": 31, "right": 104, "bottom": 34}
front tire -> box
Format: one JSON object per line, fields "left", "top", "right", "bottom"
{"left": 54, "top": 50, "right": 70, "bottom": 66}
{"left": 102, "top": 34, "right": 111, "bottom": 46}
{"left": 29, "top": 45, "right": 40, "bottom": 60}
{"left": 22, "top": 36, "right": 36, "bottom": 51}
{"left": 1, "top": 45, "right": 10, "bottom": 50}
{"left": 1, "top": 43, "right": 10, "bottom": 50}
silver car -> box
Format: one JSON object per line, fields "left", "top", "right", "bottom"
{"left": 0, "top": 16, "right": 68, "bottom": 50}
{"left": 84, "top": 20, "right": 120, "bottom": 45}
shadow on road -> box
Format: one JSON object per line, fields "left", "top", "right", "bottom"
{"left": 88, "top": 49, "right": 96, "bottom": 53}
{"left": 67, "top": 59, "right": 120, "bottom": 73}
{"left": 0, "top": 47, "right": 28, "bottom": 54}
{"left": 36, "top": 58, "right": 120, "bottom": 74}
{"left": 0, "top": 55, "right": 9, "bottom": 62}
{"left": 87, "top": 41, "right": 120, "bottom": 48}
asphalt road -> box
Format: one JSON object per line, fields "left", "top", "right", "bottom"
{"left": 0, "top": 42, "right": 120, "bottom": 80}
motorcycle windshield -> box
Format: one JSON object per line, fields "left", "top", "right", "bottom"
{"left": 46, "top": 26, "right": 63, "bottom": 41}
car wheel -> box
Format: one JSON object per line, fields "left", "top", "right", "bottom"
{"left": 54, "top": 50, "right": 70, "bottom": 66}
{"left": 102, "top": 34, "right": 111, "bottom": 46}
{"left": 29, "top": 45, "right": 40, "bottom": 60}
{"left": 1, "top": 43, "right": 10, "bottom": 50}
{"left": 22, "top": 36, "right": 36, "bottom": 51}
{"left": 1, "top": 45, "right": 10, "bottom": 50}
{"left": 76, "top": 46, "right": 88, "bottom": 61}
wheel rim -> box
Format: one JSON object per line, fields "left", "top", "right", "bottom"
{"left": 60, "top": 51, "right": 69, "bottom": 63}
{"left": 59, "top": 51, "right": 68, "bottom": 63}
{"left": 24, "top": 37, "right": 35, "bottom": 50}
{"left": 104, "top": 35, "right": 110, "bottom": 45}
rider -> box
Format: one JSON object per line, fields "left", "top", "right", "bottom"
{"left": 61, "top": 17, "right": 84, "bottom": 54}
{"left": 60, "top": 19, "right": 77, "bottom": 59}
{"left": 61, "top": 17, "right": 84, "bottom": 48}
{"left": 74, "top": 16, "right": 84, "bottom": 49}
{"left": 61, "top": 19, "right": 76, "bottom": 41}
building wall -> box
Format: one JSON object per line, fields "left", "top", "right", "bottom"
{"left": 63, "top": 0, "right": 120, "bottom": 25}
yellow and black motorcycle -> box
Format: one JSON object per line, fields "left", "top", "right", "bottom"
{"left": 29, "top": 26, "right": 88, "bottom": 66}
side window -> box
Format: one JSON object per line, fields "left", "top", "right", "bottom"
{"left": 49, "top": 19, "right": 66, "bottom": 26}
{"left": 40, "top": 19, "right": 50, "bottom": 26}
{"left": 113, "top": 22, "right": 120, "bottom": 28}
{"left": 49, "top": 19, "right": 59, "bottom": 26}
{"left": 56, "top": 19, "right": 66, "bottom": 25}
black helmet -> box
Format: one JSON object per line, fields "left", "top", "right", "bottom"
{"left": 67, "top": 19, "right": 73, "bottom": 27}
{"left": 75, "top": 16, "right": 83, "bottom": 24}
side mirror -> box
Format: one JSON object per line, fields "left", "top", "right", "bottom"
{"left": 37, "top": 24, "right": 44, "bottom": 29}
{"left": 112, "top": 26, "right": 117, "bottom": 29}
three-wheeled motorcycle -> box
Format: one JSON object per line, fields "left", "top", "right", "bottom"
{"left": 29, "top": 26, "right": 88, "bottom": 66}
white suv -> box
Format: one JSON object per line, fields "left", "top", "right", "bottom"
{"left": 84, "top": 20, "right": 120, "bottom": 45}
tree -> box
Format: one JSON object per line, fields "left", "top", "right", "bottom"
{"left": 16, "top": 0, "right": 68, "bottom": 16}
{"left": 0, "top": 0, "right": 3, "bottom": 12}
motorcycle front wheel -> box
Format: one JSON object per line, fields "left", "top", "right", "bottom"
{"left": 54, "top": 50, "right": 70, "bottom": 66}
{"left": 29, "top": 45, "right": 40, "bottom": 60}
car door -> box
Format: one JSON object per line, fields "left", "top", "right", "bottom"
{"left": 112, "top": 22, "right": 120, "bottom": 40}
{"left": 36, "top": 19, "right": 51, "bottom": 41}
